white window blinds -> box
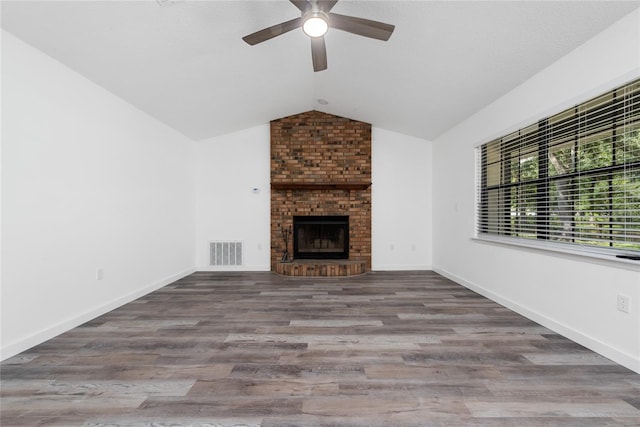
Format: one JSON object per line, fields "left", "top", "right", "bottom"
{"left": 476, "top": 78, "right": 640, "bottom": 257}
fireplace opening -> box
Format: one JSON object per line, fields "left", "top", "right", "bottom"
{"left": 293, "top": 216, "right": 349, "bottom": 260}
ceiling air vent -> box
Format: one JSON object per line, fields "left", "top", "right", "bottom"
{"left": 210, "top": 241, "right": 243, "bottom": 266}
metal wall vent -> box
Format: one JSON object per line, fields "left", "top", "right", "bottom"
{"left": 210, "top": 241, "right": 243, "bottom": 266}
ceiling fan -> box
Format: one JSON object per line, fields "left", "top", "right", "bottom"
{"left": 242, "top": 0, "right": 395, "bottom": 72}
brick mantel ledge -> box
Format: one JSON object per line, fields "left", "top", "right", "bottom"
{"left": 271, "top": 182, "right": 371, "bottom": 191}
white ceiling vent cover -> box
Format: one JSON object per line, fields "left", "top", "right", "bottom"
{"left": 210, "top": 241, "right": 243, "bottom": 266}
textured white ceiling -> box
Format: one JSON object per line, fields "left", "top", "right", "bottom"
{"left": 2, "top": 1, "right": 638, "bottom": 141}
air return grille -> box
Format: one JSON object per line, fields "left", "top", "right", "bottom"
{"left": 209, "top": 241, "right": 243, "bottom": 266}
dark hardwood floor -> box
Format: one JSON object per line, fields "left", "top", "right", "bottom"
{"left": 1, "top": 271, "right": 639, "bottom": 426}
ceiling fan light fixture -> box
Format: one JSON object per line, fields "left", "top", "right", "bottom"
{"left": 302, "top": 12, "right": 329, "bottom": 38}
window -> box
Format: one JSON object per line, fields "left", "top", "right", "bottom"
{"left": 476, "top": 79, "right": 640, "bottom": 256}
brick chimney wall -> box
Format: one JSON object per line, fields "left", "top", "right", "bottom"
{"left": 270, "top": 110, "right": 372, "bottom": 270}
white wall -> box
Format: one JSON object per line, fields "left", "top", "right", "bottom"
{"left": 432, "top": 10, "right": 640, "bottom": 372}
{"left": 195, "top": 125, "right": 271, "bottom": 270}
{"left": 372, "top": 128, "right": 432, "bottom": 270}
{"left": 1, "top": 31, "right": 197, "bottom": 360}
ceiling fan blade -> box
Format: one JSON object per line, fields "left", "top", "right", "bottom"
{"left": 329, "top": 13, "right": 395, "bottom": 41}
{"left": 311, "top": 37, "right": 327, "bottom": 72}
{"left": 317, "top": 0, "right": 339, "bottom": 13}
{"left": 242, "top": 17, "right": 302, "bottom": 45}
{"left": 289, "top": 0, "right": 310, "bottom": 13}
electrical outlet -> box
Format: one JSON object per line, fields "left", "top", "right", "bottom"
{"left": 96, "top": 269, "right": 104, "bottom": 281}
{"left": 617, "top": 294, "right": 630, "bottom": 313}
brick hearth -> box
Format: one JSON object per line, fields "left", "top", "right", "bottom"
{"left": 275, "top": 260, "right": 366, "bottom": 277}
{"left": 270, "top": 110, "right": 372, "bottom": 274}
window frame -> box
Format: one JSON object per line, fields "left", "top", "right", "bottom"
{"left": 475, "top": 77, "right": 640, "bottom": 266}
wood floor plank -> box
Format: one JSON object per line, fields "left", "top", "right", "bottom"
{"left": 1, "top": 271, "right": 639, "bottom": 426}
{"left": 465, "top": 400, "right": 640, "bottom": 418}
{"left": 288, "top": 319, "right": 384, "bottom": 327}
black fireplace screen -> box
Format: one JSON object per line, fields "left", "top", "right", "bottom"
{"left": 293, "top": 216, "right": 349, "bottom": 260}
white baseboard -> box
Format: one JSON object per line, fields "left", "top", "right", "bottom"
{"left": 372, "top": 264, "right": 432, "bottom": 271}
{"left": 0, "top": 266, "right": 197, "bottom": 362}
{"left": 196, "top": 265, "right": 270, "bottom": 272}
{"left": 433, "top": 266, "right": 640, "bottom": 374}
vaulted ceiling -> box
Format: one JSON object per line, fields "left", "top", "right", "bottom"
{"left": 2, "top": 1, "right": 638, "bottom": 141}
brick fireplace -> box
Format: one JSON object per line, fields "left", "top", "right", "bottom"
{"left": 270, "top": 110, "right": 372, "bottom": 275}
